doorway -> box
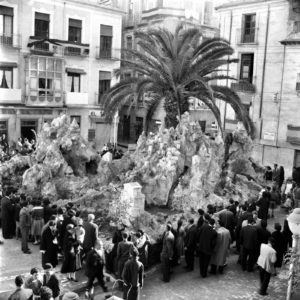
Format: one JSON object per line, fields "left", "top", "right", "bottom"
{"left": 294, "top": 150, "right": 300, "bottom": 168}
{"left": 21, "top": 120, "right": 37, "bottom": 141}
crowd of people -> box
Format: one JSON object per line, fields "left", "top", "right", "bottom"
{"left": 0, "top": 134, "right": 36, "bottom": 162}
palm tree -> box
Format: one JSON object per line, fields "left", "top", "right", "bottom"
{"left": 101, "top": 24, "right": 254, "bottom": 138}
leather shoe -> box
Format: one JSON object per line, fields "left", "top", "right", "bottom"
{"left": 23, "top": 250, "right": 32, "bottom": 254}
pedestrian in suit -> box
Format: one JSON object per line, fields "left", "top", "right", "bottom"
{"left": 85, "top": 239, "right": 108, "bottom": 299}
{"left": 257, "top": 237, "right": 277, "bottom": 296}
{"left": 8, "top": 275, "right": 32, "bottom": 300}
{"left": 43, "top": 263, "right": 60, "bottom": 300}
{"left": 117, "top": 231, "right": 134, "bottom": 286}
{"left": 122, "top": 247, "right": 144, "bottom": 300}
{"left": 271, "top": 223, "right": 286, "bottom": 268}
{"left": 83, "top": 214, "right": 98, "bottom": 257}
{"left": 197, "top": 209, "right": 205, "bottom": 229}
{"left": 256, "top": 191, "right": 270, "bottom": 220}
{"left": 184, "top": 219, "right": 197, "bottom": 271}
{"left": 215, "top": 206, "right": 235, "bottom": 242}
{"left": 272, "top": 163, "right": 280, "bottom": 189}
{"left": 40, "top": 220, "right": 59, "bottom": 269}
{"left": 1, "top": 190, "right": 14, "bottom": 239}
{"left": 197, "top": 215, "right": 217, "bottom": 278}
{"left": 160, "top": 223, "right": 174, "bottom": 282}
{"left": 19, "top": 201, "right": 32, "bottom": 254}
{"left": 240, "top": 216, "right": 258, "bottom": 272}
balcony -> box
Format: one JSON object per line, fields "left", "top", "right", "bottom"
{"left": 65, "top": 92, "right": 89, "bottom": 106}
{"left": 0, "top": 34, "right": 21, "bottom": 49}
{"left": 64, "top": 45, "right": 89, "bottom": 57}
{"left": 95, "top": 47, "right": 120, "bottom": 60}
{"left": 0, "top": 88, "right": 22, "bottom": 104}
{"left": 286, "top": 124, "right": 300, "bottom": 144}
{"left": 25, "top": 95, "right": 63, "bottom": 107}
{"left": 28, "top": 36, "right": 64, "bottom": 56}
{"left": 236, "top": 28, "right": 259, "bottom": 45}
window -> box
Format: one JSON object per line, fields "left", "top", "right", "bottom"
{"left": 70, "top": 115, "right": 81, "bottom": 128}
{"left": 242, "top": 14, "right": 256, "bottom": 43}
{"left": 0, "top": 6, "right": 13, "bottom": 45}
{"left": 88, "top": 129, "right": 95, "bottom": 141}
{"left": 21, "top": 120, "right": 37, "bottom": 141}
{"left": 98, "top": 71, "right": 111, "bottom": 103}
{"left": 100, "top": 25, "right": 112, "bottom": 59}
{"left": 240, "top": 53, "right": 254, "bottom": 83}
{"left": 68, "top": 18, "right": 82, "bottom": 43}
{"left": 35, "top": 12, "right": 49, "bottom": 38}
{"left": 0, "top": 120, "right": 8, "bottom": 139}
{"left": 38, "top": 78, "right": 52, "bottom": 96}
{"left": 126, "top": 36, "right": 133, "bottom": 59}
{"left": 0, "top": 67, "right": 13, "bottom": 88}
{"left": 67, "top": 72, "right": 80, "bottom": 92}
{"left": 128, "top": 1, "right": 134, "bottom": 16}
{"left": 203, "top": 1, "right": 213, "bottom": 25}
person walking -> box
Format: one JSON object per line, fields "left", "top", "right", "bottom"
{"left": 83, "top": 214, "right": 98, "bottom": 258}
{"left": 160, "top": 223, "right": 174, "bottom": 282}
{"left": 210, "top": 219, "right": 231, "bottom": 275}
{"left": 19, "top": 200, "right": 32, "bottom": 254}
{"left": 8, "top": 275, "right": 33, "bottom": 300}
{"left": 85, "top": 239, "right": 108, "bottom": 299}
{"left": 117, "top": 232, "right": 134, "bottom": 286}
{"left": 122, "top": 247, "right": 144, "bottom": 300}
{"left": 240, "top": 216, "right": 258, "bottom": 272}
{"left": 197, "top": 215, "right": 217, "bottom": 278}
{"left": 40, "top": 220, "right": 59, "bottom": 269}
{"left": 257, "top": 237, "right": 277, "bottom": 296}
{"left": 184, "top": 219, "right": 197, "bottom": 271}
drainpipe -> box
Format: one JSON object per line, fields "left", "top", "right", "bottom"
{"left": 275, "top": 44, "right": 286, "bottom": 147}
{"left": 223, "top": 10, "right": 233, "bottom": 131}
{"left": 258, "top": 4, "right": 270, "bottom": 138}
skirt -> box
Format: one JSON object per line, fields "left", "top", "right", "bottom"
{"left": 32, "top": 219, "right": 44, "bottom": 236}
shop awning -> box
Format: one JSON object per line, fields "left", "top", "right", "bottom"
{"left": 0, "top": 62, "right": 18, "bottom": 68}
{"left": 65, "top": 67, "right": 86, "bottom": 74}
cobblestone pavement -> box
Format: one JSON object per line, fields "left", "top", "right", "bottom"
{"left": 0, "top": 207, "right": 297, "bottom": 300}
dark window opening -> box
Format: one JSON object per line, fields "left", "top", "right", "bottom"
{"left": 70, "top": 115, "right": 81, "bottom": 128}
{"left": 21, "top": 120, "right": 37, "bottom": 141}
{"left": 240, "top": 53, "right": 254, "bottom": 83}
{"left": 98, "top": 71, "right": 111, "bottom": 103}
{"left": 38, "top": 78, "right": 53, "bottom": 95}
{"left": 0, "top": 120, "right": 8, "bottom": 139}
{"left": 0, "top": 6, "right": 13, "bottom": 45}
{"left": 68, "top": 18, "right": 82, "bottom": 43}
{"left": 100, "top": 25, "right": 112, "bottom": 58}
{"left": 67, "top": 72, "right": 80, "bottom": 92}
{"left": 242, "top": 14, "right": 256, "bottom": 43}
{"left": 35, "top": 12, "right": 49, "bottom": 39}
{"left": 0, "top": 67, "right": 13, "bottom": 88}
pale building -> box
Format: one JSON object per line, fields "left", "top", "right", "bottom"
{"left": 215, "top": 0, "right": 300, "bottom": 176}
{"left": 115, "top": 0, "right": 220, "bottom": 145}
{"left": 0, "top": 0, "right": 123, "bottom": 149}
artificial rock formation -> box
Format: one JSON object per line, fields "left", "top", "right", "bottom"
{"left": 21, "top": 115, "right": 100, "bottom": 200}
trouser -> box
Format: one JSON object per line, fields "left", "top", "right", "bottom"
{"left": 20, "top": 227, "right": 29, "bottom": 252}
{"left": 185, "top": 247, "right": 195, "bottom": 270}
{"left": 123, "top": 286, "right": 140, "bottom": 300}
{"left": 199, "top": 251, "right": 211, "bottom": 278}
{"left": 241, "top": 247, "right": 255, "bottom": 271}
{"left": 259, "top": 267, "right": 271, "bottom": 294}
{"left": 160, "top": 254, "right": 171, "bottom": 282}
{"left": 86, "top": 273, "right": 106, "bottom": 291}
{"left": 16, "top": 221, "right": 20, "bottom": 238}
{"left": 210, "top": 264, "right": 224, "bottom": 274}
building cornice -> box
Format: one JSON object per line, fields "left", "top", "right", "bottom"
{"left": 215, "top": 0, "right": 285, "bottom": 10}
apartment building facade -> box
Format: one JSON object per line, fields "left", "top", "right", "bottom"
{"left": 216, "top": 0, "right": 300, "bottom": 175}
{"left": 115, "top": 0, "right": 220, "bottom": 144}
{"left": 0, "top": 0, "right": 123, "bottom": 149}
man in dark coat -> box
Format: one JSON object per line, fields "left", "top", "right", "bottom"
{"left": 85, "top": 239, "right": 108, "bottom": 298}
{"left": 257, "top": 191, "right": 270, "bottom": 220}
{"left": 271, "top": 223, "right": 286, "bottom": 268}
{"left": 197, "top": 215, "right": 217, "bottom": 278}
{"left": 197, "top": 209, "right": 205, "bottom": 229}
{"left": 19, "top": 201, "right": 31, "bottom": 254}
{"left": 215, "top": 206, "right": 235, "bottom": 242}
{"left": 235, "top": 204, "right": 252, "bottom": 252}
{"left": 43, "top": 199, "right": 53, "bottom": 224}
{"left": 40, "top": 220, "right": 58, "bottom": 269}
{"left": 122, "top": 247, "right": 144, "bottom": 300}
{"left": 160, "top": 223, "right": 174, "bottom": 282}
{"left": 240, "top": 216, "right": 258, "bottom": 272}
{"left": 83, "top": 214, "right": 98, "bottom": 257}
{"left": 184, "top": 219, "right": 197, "bottom": 271}
{"left": 1, "top": 191, "right": 14, "bottom": 239}
{"left": 256, "top": 219, "right": 271, "bottom": 261}
{"left": 43, "top": 263, "right": 60, "bottom": 299}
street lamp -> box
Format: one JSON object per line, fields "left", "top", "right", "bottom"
{"left": 286, "top": 208, "right": 300, "bottom": 300}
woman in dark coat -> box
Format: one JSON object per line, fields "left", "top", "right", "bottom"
{"left": 40, "top": 220, "right": 58, "bottom": 268}
{"left": 61, "top": 224, "right": 79, "bottom": 281}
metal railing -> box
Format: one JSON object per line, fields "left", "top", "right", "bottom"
{"left": 236, "top": 28, "right": 259, "bottom": 45}
{"left": 64, "top": 46, "right": 89, "bottom": 57}
{"left": 0, "top": 34, "right": 21, "bottom": 48}
{"left": 231, "top": 81, "right": 256, "bottom": 93}
{"left": 95, "top": 47, "right": 120, "bottom": 60}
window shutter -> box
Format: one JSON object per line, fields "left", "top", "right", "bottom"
{"left": 88, "top": 129, "right": 96, "bottom": 141}
{"left": 35, "top": 12, "right": 49, "bottom": 21}
{"left": 69, "top": 18, "right": 82, "bottom": 28}
{"left": 0, "top": 5, "right": 14, "bottom": 16}
{"left": 99, "top": 71, "right": 111, "bottom": 80}
{"left": 100, "top": 25, "right": 113, "bottom": 36}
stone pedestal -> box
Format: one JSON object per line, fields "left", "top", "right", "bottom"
{"left": 121, "top": 182, "right": 145, "bottom": 218}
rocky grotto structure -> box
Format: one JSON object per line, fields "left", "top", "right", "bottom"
{"left": 0, "top": 113, "right": 265, "bottom": 241}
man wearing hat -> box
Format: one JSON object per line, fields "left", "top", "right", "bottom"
{"left": 160, "top": 223, "right": 174, "bottom": 282}
{"left": 62, "top": 292, "right": 79, "bottom": 300}
{"left": 122, "top": 247, "right": 144, "bottom": 300}
{"left": 43, "top": 263, "right": 60, "bottom": 300}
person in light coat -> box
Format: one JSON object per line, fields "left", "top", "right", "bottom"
{"left": 257, "top": 237, "right": 277, "bottom": 296}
